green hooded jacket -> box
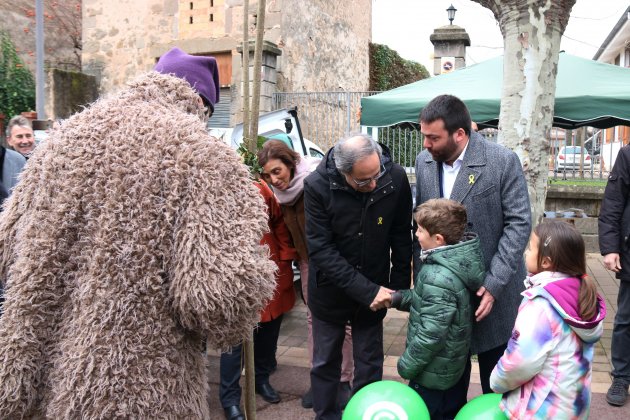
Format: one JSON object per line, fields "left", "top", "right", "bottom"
{"left": 393, "top": 232, "right": 485, "bottom": 390}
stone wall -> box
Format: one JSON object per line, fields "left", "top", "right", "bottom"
{"left": 274, "top": 1, "right": 371, "bottom": 92}
{"left": 81, "top": 0, "right": 371, "bottom": 127}
{"left": 0, "top": 1, "right": 82, "bottom": 72}
{"left": 46, "top": 69, "right": 99, "bottom": 119}
{"left": 82, "top": 0, "right": 178, "bottom": 91}
{"left": 545, "top": 185, "right": 605, "bottom": 253}
{"left": 545, "top": 186, "right": 605, "bottom": 218}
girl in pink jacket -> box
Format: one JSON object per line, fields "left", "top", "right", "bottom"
{"left": 490, "top": 221, "right": 606, "bottom": 419}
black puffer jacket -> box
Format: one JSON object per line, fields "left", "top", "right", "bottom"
{"left": 304, "top": 144, "right": 412, "bottom": 325}
{"left": 599, "top": 145, "right": 630, "bottom": 281}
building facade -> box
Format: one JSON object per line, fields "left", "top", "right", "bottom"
{"left": 593, "top": 5, "right": 630, "bottom": 168}
{"left": 82, "top": 0, "right": 371, "bottom": 126}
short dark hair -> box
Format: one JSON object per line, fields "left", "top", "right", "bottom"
{"left": 413, "top": 198, "right": 467, "bottom": 245}
{"left": 419, "top": 94, "right": 471, "bottom": 137}
{"left": 257, "top": 139, "right": 300, "bottom": 177}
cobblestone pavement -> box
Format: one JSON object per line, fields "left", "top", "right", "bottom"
{"left": 207, "top": 253, "right": 628, "bottom": 419}
{"left": 270, "top": 253, "right": 618, "bottom": 394}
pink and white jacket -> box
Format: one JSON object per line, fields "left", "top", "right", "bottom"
{"left": 490, "top": 272, "right": 607, "bottom": 419}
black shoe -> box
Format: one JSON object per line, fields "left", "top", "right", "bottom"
{"left": 256, "top": 382, "right": 281, "bottom": 404}
{"left": 607, "top": 378, "right": 629, "bottom": 406}
{"left": 223, "top": 405, "right": 245, "bottom": 420}
{"left": 338, "top": 381, "right": 352, "bottom": 410}
{"left": 301, "top": 387, "right": 313, "bottom": 409}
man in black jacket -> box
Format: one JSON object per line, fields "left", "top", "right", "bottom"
{"left": 600, "top": 144, "right": 630, "bottom": 407}
{"left": 304, "top": 133, "right": 412, "bottom": 419}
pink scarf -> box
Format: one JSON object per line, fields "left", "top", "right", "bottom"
{"left": 274, "top": 156, "right": 320, "bottom": 206}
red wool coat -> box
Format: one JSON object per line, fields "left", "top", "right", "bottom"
{"left": 257, "top": 181, "right": 298, "bottom": 322}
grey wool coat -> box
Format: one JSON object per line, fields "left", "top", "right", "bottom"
{"left": 0, "top": 72, "right": 276, "bottom": 419}
{"left": 414, "top": 131, "right": 531, "bottom": 354}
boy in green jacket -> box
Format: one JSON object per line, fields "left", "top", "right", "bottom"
{"left": 391, "top": 198, "right": 486, "bottom": 419}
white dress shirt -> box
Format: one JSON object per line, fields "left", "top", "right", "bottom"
{"left": 442, "top": 140, "right": 469, "bottom": 199}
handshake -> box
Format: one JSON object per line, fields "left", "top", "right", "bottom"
{"left": 369, "top": 287, "right": 395, "bottom": 312}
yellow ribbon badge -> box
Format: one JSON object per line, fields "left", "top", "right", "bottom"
{"left": 378, "top": 217, "right": 383, "bottom": 225}
{"left": 469, "top": 175, "right": 475, "bottom": 185}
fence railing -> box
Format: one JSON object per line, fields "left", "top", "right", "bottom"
{"left": 273, "top": 91, "right": 380, "bottom": 152}
{"left": 273, "top": 91, "right": 616, "bottom": 181}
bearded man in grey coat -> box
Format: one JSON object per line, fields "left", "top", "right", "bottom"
{"left": 414, "top": 94, "right": 531, "bottom": 394}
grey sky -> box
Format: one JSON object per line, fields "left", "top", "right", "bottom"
{"left": 372, "top": 0, "right": 628, "bottom": 72}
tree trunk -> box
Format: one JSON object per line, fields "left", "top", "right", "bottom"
{"left": 243, "top": 339, "right": 256, "bottom": 420}
{"left": 240, "top": 1, "right": 257, "bottom": 419}
{"left": 473, "top": 0, "right": 575, "bottom": 225}
{"left": 242, "top": 0, "right": 251, "bottom": 152}
{"left": 248, "top": 0, "right": 267, "bottom": 151}
{"left": 241, "top": 2, "right": 268, "bottom": 419}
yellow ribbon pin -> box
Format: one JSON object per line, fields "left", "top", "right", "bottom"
{"left": 378, "top": 217, "right": 383, "bottom": 225}
{"left": 469, "top": 175, "right": 475, "bottom": 185}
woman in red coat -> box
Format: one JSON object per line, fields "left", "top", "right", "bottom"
{"left": 257, "top": 138, "right": 354, "bottom": 409}
{"left": 219, "top": 180, "right": 297, "bottom": 420}
{"left": 258, "top": 180, "right": 297, "bottom": 323}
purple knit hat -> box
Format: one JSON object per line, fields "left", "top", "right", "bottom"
{"left": 154, "top": 47, "right": 220, "bottom": 110}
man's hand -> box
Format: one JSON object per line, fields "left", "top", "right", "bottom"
{"left": 475, "top": 286, "right": 495, "bottom": 322}
{"left": 603, "top": 253, "right": 621, "bottom": 272}
{"left": 369, "top": 287, "right": 394, "bottom": 311}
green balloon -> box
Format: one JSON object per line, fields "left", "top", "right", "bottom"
{"left": 342, "top": 380, "right": 430, "bottom": 420}
{"left": 454, "top": 393, "right": 507, "bottom": 420}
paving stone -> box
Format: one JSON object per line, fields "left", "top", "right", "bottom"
{"left": 273, "top": 253, "right": 616, "bottom": 394}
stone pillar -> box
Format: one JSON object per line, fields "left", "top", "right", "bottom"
{"left": 45, "top": 69, "right": 99, "bottom": 120}
{"left": 430, "top": 25, "right": 470, "bottom": 76}
{"left": 235, "top": 40, "right": 282, "bottom": 119}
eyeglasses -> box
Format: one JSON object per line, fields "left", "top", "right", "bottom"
{"left": 350, "top": 164, "right": 386, "bottom": 187}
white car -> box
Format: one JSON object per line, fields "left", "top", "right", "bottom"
{"left": 303, "top": 138, "right": 325, "bottom": 159}
{"left": 555, "top": 146, "right": 592, "bottom": 171}
{"left": 213, "top": 107, "right": 325, "bottom": 159}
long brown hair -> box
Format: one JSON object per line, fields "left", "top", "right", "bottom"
{"left": 534, "top": 221, "right": 598, "bottom": 321}
{"left": 257, "top": 139, "right": 300, "bottom": 179}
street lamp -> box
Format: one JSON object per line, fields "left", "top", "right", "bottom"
{"left": 447, "top": 4, "right": 457, "bottom": 25}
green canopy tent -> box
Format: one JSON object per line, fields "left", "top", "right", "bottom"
{"left": 360, "top": 52, "right": 630, "bottom": 129}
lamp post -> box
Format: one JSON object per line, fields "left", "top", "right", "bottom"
{"left": 447, "top": 4, "right": 457, "bottom": 25}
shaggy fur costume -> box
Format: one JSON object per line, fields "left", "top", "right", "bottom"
{"left": 0, "top": 72, "right": 276, "bottom": 419}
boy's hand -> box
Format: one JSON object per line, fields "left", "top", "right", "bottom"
{"left": 475, "top": 286, "right": 495, "bottom": 321}
{"left": 370, "top": 287, "right": 393, "bottom": 311}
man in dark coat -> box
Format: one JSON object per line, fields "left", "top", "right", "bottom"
{"left": 599, "top": 144, "right": 630, "bottom": 407}
{"left": 304, "top": 133, "right": 412, "bottom": 420}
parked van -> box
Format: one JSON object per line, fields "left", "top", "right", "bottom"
{"left": 209, "top": 107, "right": 325, "bottom": 158}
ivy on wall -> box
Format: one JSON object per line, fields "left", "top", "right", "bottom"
{"left": 369, "top": 43, "right": 429, "bottom": 91}
{"left": 0, "top": 31, "right": 35, "bottom": 120}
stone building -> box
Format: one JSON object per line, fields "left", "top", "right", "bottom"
{"left": 0, "top": 0, "right": 82, "bottom": 73}
{"left": 82, "top": 0, "right": 372, "bottom": 127}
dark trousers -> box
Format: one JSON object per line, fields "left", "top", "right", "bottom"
{"left": 612, "top": 281, "right": 630, "bottom": 383}
{"left": 219, "top": 315, "right": 283, "bottom": 408}
{"left": 311, "top": 314, "right": 384, "bottom": 420}
{"left": 409, "top": 359, "right": 471, "bottom": 420}
{"left": 477, "top": 342, "right": 508, "bottom": 394}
